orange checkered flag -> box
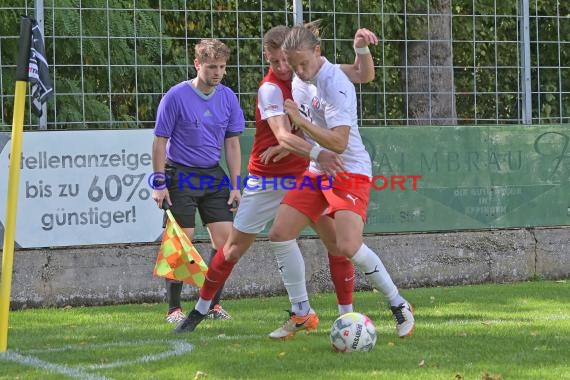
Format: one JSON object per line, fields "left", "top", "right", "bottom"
{"left": 153, "top": 203, "right": 208, "bottom": 287}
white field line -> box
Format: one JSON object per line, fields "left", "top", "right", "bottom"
{"left": 22, "top": 338, "right": 192, "bottom": 354}
{"left": 0, "top": 339, "right": 195, "bottom": 379}
{"left": 0, "top": 335, "right": 267, "bottom": 379}
{"left": 0, "top": 350, "right": 111, "bottom": 380}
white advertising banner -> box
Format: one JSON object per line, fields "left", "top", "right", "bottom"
{"left": 0, "top": 129, "right": 164, "bottom": 248}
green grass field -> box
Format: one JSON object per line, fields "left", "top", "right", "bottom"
{"left": 1, "top": 280, "right": 568, "bottom": 380}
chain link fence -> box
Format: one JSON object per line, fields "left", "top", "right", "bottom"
{"left": 0, "top": 0, "right": 568, "bottom": 130}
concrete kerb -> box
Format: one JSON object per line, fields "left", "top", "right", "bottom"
{"left": 4, "top": 227, "right": 569, "bottom": 309}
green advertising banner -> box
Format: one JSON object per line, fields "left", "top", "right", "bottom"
{"left": 359, "top": 125, "right": 570, "bottom": 232}
{"left": 233, "top": 124, "right": 570, "bottom": 236}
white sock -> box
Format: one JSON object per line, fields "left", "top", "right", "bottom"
{"left": 270, "top": 240, "right": 310, "bottom": 305}
{"left": 292, "top": 300, "right": 311, "bottom": 316}
{"left": 350, "top": 243, "right": 399, "bottom": 301}
{"left": 338, "top": 304, "right": 353, "bottom": 315}
{"left": 195, "top": 297, "right": 211, "bottom": 315}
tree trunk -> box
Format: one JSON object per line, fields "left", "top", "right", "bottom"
{"left": 403, "top": 0, "right": 456, "bottom": 125}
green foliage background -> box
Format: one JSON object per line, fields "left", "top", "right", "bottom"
{"left": 0, "top": 0, "right": 568, "bottom": 130}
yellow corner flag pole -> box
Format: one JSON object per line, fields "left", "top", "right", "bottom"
{"left": 0, "top": 16, "right": 32, "bottom": 352}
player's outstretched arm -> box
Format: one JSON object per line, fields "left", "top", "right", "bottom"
{"left": 340, "top": 28, "right": 378, "bottom": 84}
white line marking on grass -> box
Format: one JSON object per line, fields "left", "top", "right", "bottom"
{"left": 0, "top": 334, "right": 296, "bottom": 379}
{"left": 0, "top": 350, "right": 110, "bottom": 380}
{"left": 24, "top": 338, "right": 192, "bottom": 354}
{"left": 0, "top": 339, "right": 194, "bottom": 379}
{"left": 87, "top": 340, "right": 193, "bottom": 370}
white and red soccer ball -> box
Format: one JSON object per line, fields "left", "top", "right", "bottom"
{"left": 330, "top": 312, "right": 377, "bottom": 352}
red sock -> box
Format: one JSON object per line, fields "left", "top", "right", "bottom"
{"left": 328, "top": 253, "right": 354, "bottom": 305}
{"left": 199, "top": 247, "right": 235, "bottom": 300}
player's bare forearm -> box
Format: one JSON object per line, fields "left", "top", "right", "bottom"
{"left": 267, "top": 114, "right": 311, "bottom": 159}
{"left": 152, "top": 136, "right": 168, "bottom": 173}
{"left": 224, "top": 136, "right": 241, "bottom": 188}
{"left": 339, "top": 28, "right": 378, "bottom": 83}
{"left": 276, "top": 131, "right": 314, "bottom": 158}
{"left": 284, "top": 100, "right": 349, "bottom": 153}
{"left": 151, "top": 136, "right": 171, "bottom": 208}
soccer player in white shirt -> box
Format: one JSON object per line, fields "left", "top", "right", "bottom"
{"left": 174, "top": 26, "right": 380, "bottom": 338}
{"left": 270, "top": 24, "right": 415, "bottom": 338}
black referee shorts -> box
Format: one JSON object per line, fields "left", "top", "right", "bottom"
{"left": 164, "top": 160, "right": 234, "bottom": 228}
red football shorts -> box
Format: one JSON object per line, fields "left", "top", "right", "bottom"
{"left": 281, "top": 171, "right": 371, "bottom": 223}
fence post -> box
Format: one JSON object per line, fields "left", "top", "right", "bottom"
{"left": 520, "top": 0, "right": 532, "bottom": 125}
{"left": 293, "top": 0, "right": 303, "bottom": 25}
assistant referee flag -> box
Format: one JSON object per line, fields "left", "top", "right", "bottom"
{"left": 153, "top": 208, "right": 208, "bottom": 287}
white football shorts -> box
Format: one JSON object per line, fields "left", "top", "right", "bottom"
{"left": 233, "top": 175, "right": 293, "bottom": 234}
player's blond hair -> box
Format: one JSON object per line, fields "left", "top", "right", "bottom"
{"left": 194, "top": 39, "right": 231, "bottom": 62}
{"left": 282, "top": 20, "right": 322, "bottom": 51}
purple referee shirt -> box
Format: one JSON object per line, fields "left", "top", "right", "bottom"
{"left": 154, "top": 80, "right": 245, "bottom": 168}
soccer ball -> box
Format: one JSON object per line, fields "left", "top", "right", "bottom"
{"left": 330, "top": 312, "right": 377, "bottom": 352}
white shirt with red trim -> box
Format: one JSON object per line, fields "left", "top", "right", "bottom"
{"left": 291, "top": 58, "right": 372, "bottom": 177}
